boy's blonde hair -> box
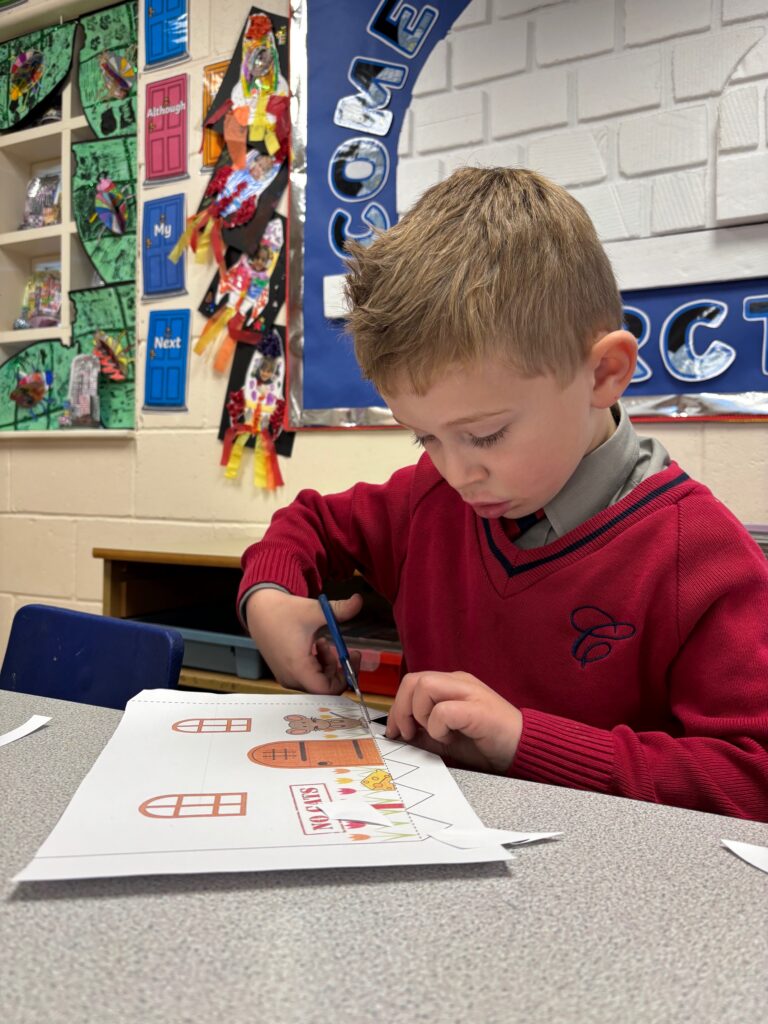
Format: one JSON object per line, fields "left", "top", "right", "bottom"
{"left": 344, "top": 167, "right": 623, "bottom": 395}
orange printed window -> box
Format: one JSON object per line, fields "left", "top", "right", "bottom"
{"left": 138, "top": 792, "right": 248, "bottom": 818}
{"left": 248, "top": 738, "right": 384, "bottom": 768}
{"left": 172, "top": 718, "right": 252, "bottom": 733}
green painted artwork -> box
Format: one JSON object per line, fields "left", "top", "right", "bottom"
{"left": 0, "top": 283, "right": 135, "bottom": 431}
{"left": 79, "top": 2, "right": 138, "bottom": 139}
{"left": 71, "top": 282, "right": 135, "bottom": 429}
{"left": 72, "top": 135, "right": 137, "bottom": 284}
{"left": 0, "top": 21, "right": 76, "bottom": 131}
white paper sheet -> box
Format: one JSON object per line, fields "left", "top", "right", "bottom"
{"left": 15, "top": 691, "right": 531, "bottom": 881}
{"left": 722, "top": 839, "right": 768, "bottom": 875}
{"left": 428, "top": 828, "right": 562, "bottom": 850}
{"left": 0, "top": 715, "right": 51, "bottom": 748}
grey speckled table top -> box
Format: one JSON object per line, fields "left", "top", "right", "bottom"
{"left": 1, "top": 690, "right": 766, "bottom": 1024}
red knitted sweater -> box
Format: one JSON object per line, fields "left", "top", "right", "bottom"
{"left": 239, "top": 457, "right": 768, "bottom": 821}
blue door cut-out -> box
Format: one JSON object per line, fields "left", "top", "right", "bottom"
{"left": 143, "top": 195, "right": 185, "bottom": 296}
{"left": 145, "top": 0, "right": 188, "bottom": 68}
{"left": 144, "top": 308, "right": 190, "bottom": 409}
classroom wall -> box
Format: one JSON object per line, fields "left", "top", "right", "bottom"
{"left": 1, "top": 0, "right": 767, "bottom": 658}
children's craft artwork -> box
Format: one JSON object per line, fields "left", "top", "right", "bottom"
{"left": 144, "top": 308, "right": 190, "bottom": 410}
{"left": 14, "top": 266, "right": 61, "bottom": 328}
{"left": 144, "top": 0, "right": 188, "bottom": 69}
{"left": 144, "top": 73, "right": 188, "bottom": 184}
{"left": 0, "top": 341, "right": 71, "bottom": 431}
{"left": 172, "top": 9, "right": 289, "bottom": 272}
{"left": 14, "top": 691, "right": 520, "bottom": 881}
{"left": 142, "top": 193, "right": 185, "bottom": 297}
{"left": 217, "top": 327, "right": 287, "bottom": 488}
{"left": 21, "top": 169, "right": 61, "bottom": 229}
{"left": 0, "top": 21, "right": 76, "bottom": 131}
{"left": 78, "top": 1, "right": 138, "bottom": 139}
{"left": 201, "top": 59, "right": 228, "bottom": 170}
{"left": 69, "top": 283, "right": 135, "bottom": 429}
{"left": 72, "top": 136, "right": 137, "bottom": 283}
{"left": 195, "top": 213, "right": 285, "bottom": 372}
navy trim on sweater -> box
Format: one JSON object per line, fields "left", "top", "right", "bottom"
{"left": 482, "top": 472, "right": 690, "bottom": 577}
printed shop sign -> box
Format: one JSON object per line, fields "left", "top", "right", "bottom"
{"left": 144, "top": 73, "right": 188, "bottom": 184}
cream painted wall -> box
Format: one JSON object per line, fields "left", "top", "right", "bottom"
{"left": 1, "top": 0, "right": 766, "bottom": 659}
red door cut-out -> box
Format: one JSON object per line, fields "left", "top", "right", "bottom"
{"left": 145, "top": 74, "right": 188, "bottom": 183}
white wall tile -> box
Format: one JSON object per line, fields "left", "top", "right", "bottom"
{"left": 624, "top": 0, "right": 711, "bottom": 46}
{"left": 452, "top": 18, "right": 527, "bottom": 86}
{"left": 528, "top": 128, "right": 607, "bottom": 187}
{"left": 396, "top": 156, "right": 444, "bottom": 213}
{"left": 441, "top": 141, "right": 524, "bottom": 175}
{"left": 723, "top": 0, "right": 768, "bottom": 22}
{"left": 452, "top": 0, "right": 490, "bottom": 30}
{"left": 496, "top": 0, "right": 561, "bottom": 17}
{"left": 578, "top": 47, "right": 662, "bottom": 120}
{"left": 618, "top": 106, "right": 708, "bottom": 176}
{"left": 489, "top": 68, "right": 568, "bottom": 136}
{"left": 412, "top": 39, "right": 449, "bottom": 97}
{"left": 536, "top": 0, "right": 615, "bottom": 66}
{"left": 716, "top": 151, "right": 768, "bottom": 222}
{"left": 673, "top": 26, "right": 765, "bottom": 99}
{"left": 651, "top": 170, "right": 707, "bottom": 233}
{"left": 412, "top": 88, "right": 484, "bottom": 152}
{"left": 718, "top": 86, "right": 760, "bottom": 151}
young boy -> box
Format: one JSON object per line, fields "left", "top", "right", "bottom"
{"left": 239, "top": 168, "right": 768, "bottom": 822}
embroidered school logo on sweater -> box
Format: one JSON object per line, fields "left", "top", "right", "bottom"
{"left": 570, "top": 606, "right": 637, "bottom": 667}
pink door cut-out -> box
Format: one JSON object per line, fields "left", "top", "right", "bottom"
{"left": 145, "top": 74, "right": 188, "bottom": 183}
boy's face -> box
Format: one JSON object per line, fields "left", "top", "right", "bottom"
{"left": 384, "top": 355, "right": 614, "bottom": 519}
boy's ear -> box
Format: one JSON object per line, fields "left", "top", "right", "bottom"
{"left": 589, "top": 330, "right": 637, "bottom": 409}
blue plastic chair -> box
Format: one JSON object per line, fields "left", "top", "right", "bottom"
{"left": 0, "top": 604, "right": 185, "bottom": 710}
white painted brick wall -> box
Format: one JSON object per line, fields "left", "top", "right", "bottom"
{"left": 452, "top": 18, "right": 527, "bottom": 87}
{"left": 716, "top": 150, "right": 768, "bottom": 220}
{"left": 723, "top": 0, "right": 768, "bottom": 22}
{"left": 619, "top": 106, "right": 709, "bottom": 175}
{"left": 578, "top": 48, "right": 662, "bottom": 120}
{"left": 489, "top": 68, "right": 568, "bottom": 137}
{"left": 624, "top": 0, "right": 711, "bottom": 46}
{"left": 397, "top": 0, "right": 768, "bottom": 257}
{"left": 651, "top": 170, "right": 707, "bottom": 233}
{"left": 535, "top": 0, "right": 615, "bottom": 65}
{"left": 718, "top": 85, "right": 760, "bottom": 149}
{"left": 412, "top": 88, "right": 484, "bottom": 153}
{"left": 672, "top": 25, "right": 765, "bottom": 99}
{"left": 528, "top": 129, "right": 607, "bottom": 186}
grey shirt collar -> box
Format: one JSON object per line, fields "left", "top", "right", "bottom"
{"left": 516, "top": 403, "right": 671, "bottom": 549}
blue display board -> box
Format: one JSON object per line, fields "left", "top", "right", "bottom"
{"left": 142, "top": 194, "right": 185, "bottom": 297}
{"left": 144, "top": 308, "right": 190, "bottom": 409}
{"left": 144, "top": 0, "right": 188, "bottom": 68}
{"left": 303, "top": 0, "right": 471, "bottom": 411}
{"left": 623, "top": 277, "right": 768, "bottom": 399}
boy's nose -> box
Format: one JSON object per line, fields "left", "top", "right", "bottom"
{"left": 439, "top": 449, "right": 486, "bottom": 491}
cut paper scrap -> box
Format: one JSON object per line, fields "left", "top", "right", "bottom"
{"left": 0, "top": 715, "right": 51, "bottom": 748}
{"left": 316, "top": 801, "right": 390, "bottom": 828}
{"left": 427, "top": 828, "right": 562, "bottom": 851}
{"left": 722, "top": 839, "right": 768, "bottom": 875}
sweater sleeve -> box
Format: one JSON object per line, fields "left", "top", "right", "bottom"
{"left": 237, "top": 462, "right": 421, "bottom": 612}
{"left": 511, "top": 503, "right": 768, "bottom": 822}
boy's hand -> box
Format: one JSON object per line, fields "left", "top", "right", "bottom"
{"left": 245, "top": 589, "right": 363, "bottom": 694}
{"left": 385, "top": 671, "right": 523, "bottom": 774}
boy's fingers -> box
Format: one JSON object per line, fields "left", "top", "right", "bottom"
{"left": 331, "top": 593, "right": 364, "bottom": 622}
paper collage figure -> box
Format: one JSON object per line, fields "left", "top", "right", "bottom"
{"left": 0, "top": 21, "right": 76, "bottom": 131}
{"left": 161, "top": 7, "right": 291, "bottom": 485}
{"left": 15, "top": 692, "right": 514, "bottom": 881}
{"left": 79, "top": 3, "right": 138, "bottom": 139}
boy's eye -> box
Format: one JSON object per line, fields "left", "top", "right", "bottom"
{"left": 411, "top": 433, "right": 435, "bottom": 448}
{"left": 470, "top": 426, "right": 508, "bottom": 449}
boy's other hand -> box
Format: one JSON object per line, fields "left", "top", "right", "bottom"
{"left": 245, "top": 589, "right": 363, "bottom": 694}
{"left": 385, "top": 671, "right": 523, "bottom": 774}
